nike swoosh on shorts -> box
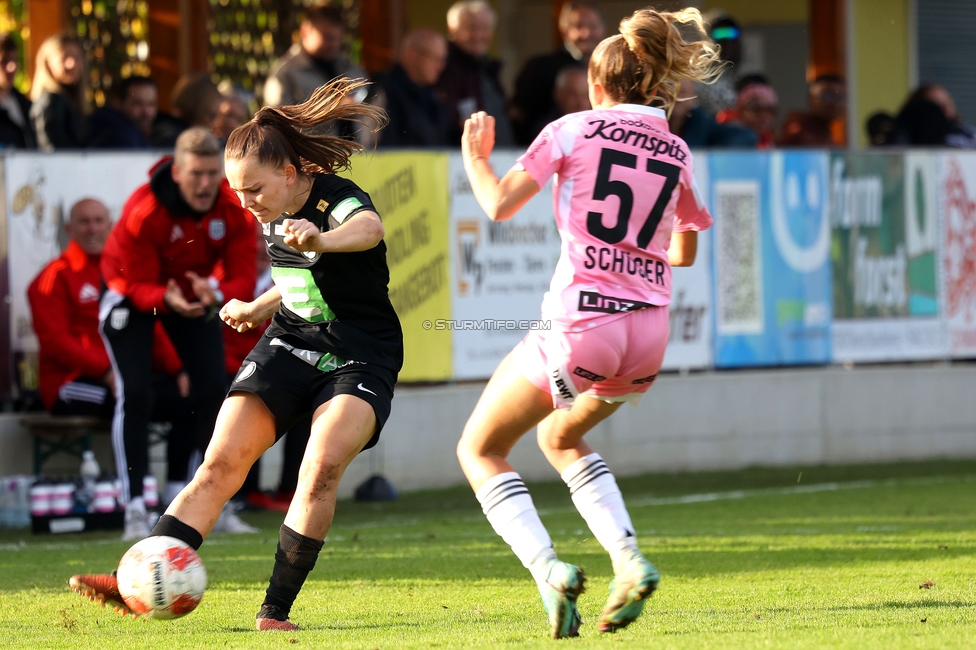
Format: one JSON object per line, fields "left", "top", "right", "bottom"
{"left": 357, "top": 382, "right": 377, "bottom": 396}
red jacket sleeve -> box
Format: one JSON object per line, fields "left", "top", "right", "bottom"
{"left": 216, "top": 202, "right": 258, "bottom": 303}
{"left": 27, "top": 263, "right": 109, "bottom": 378}
{"left": 101, "top": 188, "right": 169, "bottom": 313}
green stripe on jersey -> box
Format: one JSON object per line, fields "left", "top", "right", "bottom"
{"left": 272, "top": 267, "right": 336, "bottom": 322}
{"left": 331, "top": 197, "right": 364, "bottom": 224}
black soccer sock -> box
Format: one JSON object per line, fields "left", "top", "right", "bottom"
{"left": 150, "top": 514, "right": 204, "bottom": 550}
{"left": 260, "top": 525, "right": 324, "bottom": 619}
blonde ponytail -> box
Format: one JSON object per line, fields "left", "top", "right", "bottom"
{"left": 590, "top": 8, "right": 724, "bottom": 115}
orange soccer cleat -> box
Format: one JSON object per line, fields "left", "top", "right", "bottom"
{"left": 256, "top": 604, "right": 299, "bottom": 631}
{"left": 69, "top": 573, "right": 137, "bottom": 618}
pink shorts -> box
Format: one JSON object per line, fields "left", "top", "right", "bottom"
{"left": 515, "top": 306, "right": 670, "bottom": 409}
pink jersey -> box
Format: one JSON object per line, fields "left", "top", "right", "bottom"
{"left": 514, "top": 104, "right": 712, "bottom": 331}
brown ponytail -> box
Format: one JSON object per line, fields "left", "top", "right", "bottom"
{"left": 589, "top": 8, "right": 723, "bottom": 116}
{"left": 224, "top": 77, "right": 387, "bottom": 174}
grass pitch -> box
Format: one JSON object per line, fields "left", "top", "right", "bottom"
{"left": 2, "top": 460, "right": 975, "bottom": 649}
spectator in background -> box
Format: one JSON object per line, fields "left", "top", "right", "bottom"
{"left": 779, "top": 74, "right": 846, "bottom": 147}
{"left": 865, "top": 111, "right": 896, "bottom": 146}
{"left": 528, "top": 65, "right": 590, "bottom": 136}
{"left": 511, "top": 1, "right": 604, "bottom": 144}
{"left": 30, "top": 33, "right": 88, "bottom": 151}
{"left": 694, "top": 14, "right": 740, "bottom": 117}
{"left": 893, "top": 84, "right": 976, "bottom": 148}
{"left": 375, "top": 27, "right": 450, "bottom": 148}
{"left": 212, "top": 82, "right": 251, "bottom": 143}
{"left": 263, "top": 2, "right": 376, "bottom": 147}
{"left": 435, "top": 0, "right": 514, "bottom": 146}
{"left": 0, "top": 33, "right": 35, "bottom": 148}
{"left": 669, "top": 78, "right": 757, "bottom": 148}
{"left": 99, "top": 128, "right": 257, "bottom": 540}
{"left": 152, "top": 73, "right": 222, "bottom": 148}
{"left": 27, "top": 198, "right": 195, "bottom": 510}
{"left": 85, "top": 76, "right": 157, "bottom": 149}
{"left": 727, "top": 77, "right": 778, "bottom": 148}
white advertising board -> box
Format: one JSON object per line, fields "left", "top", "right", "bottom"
{"left": 662, "top": 151, "right": 713, "bottom": 370}
{"left": 448, "top": 152, "right": 558, "bottom": 379}
{"left": 940, "top": 152, "right": 976, "bottom": 357}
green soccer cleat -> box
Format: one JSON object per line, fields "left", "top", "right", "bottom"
{"left": 537, "top": 560, "right": 585, "bottom": 639}
{"left": 598, "top": 550, "right": 659, "bottom": 633}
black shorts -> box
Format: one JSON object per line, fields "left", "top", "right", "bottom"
{"left": 229, "top": 335, "right": 397, "bottom": 450}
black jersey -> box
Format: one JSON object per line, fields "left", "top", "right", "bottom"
{"left": 263, "top": 173, "right": 403, "bottom": 372}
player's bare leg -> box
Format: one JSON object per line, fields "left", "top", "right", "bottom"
{"left": 68, "top": 393, "right": 275, "bottom": 616}
{"left": 457, "top": 352, "right": 553, "bottom": 490}
{"left": 457, "top": 352, "right": 585, "bottom": 638}
{"left": 256, "top": 394, "right": 377, "bottom": 631}
{"left": 537, "top": 395, "right": 659, "bottom": 633}
{"left": 165, "top": 393, "right": 277, "bottom": 536}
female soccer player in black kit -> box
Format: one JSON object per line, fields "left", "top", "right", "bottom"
{"left": 70, "top": 78, "right": 402, "bottom": 631}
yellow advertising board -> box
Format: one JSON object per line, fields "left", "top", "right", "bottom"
{"left": 341, "top": 152, "right": 452, "bottom": 381}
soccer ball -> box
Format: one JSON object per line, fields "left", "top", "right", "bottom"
{"left": 116, "top": 536, "right": 208, "bottom": 619}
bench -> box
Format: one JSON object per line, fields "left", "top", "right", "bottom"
{"left": 19, "top": 414, "right": 110, "bottom": 475}
{"left": 21, "top": 414, "right": 176, "bottom": 476}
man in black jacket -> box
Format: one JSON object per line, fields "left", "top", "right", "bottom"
{"left": 434, "top": 0, "right": 514, "bottom": 146}
{"left": 375, "top": 27, "right": 450, "bottom": 148}
{"left": 0, "top": 33, "right": 35, "bottom": 149}
{"left": 85, "top": 76, "right": 157, "bottom": 149}
{"left": 511, "top": 1, "right": 604, "bottom": 145}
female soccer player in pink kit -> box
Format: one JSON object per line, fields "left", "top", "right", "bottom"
{"left": 457, "top": 7, "right": 720, "bottom": 639}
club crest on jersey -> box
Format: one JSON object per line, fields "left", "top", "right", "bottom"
{"left": 208, "top": 219, "right": 226, "bottom": 240}
{"left": 303, "top": 251, "right": 318, "bottom": 261}
{"left": 110, "top": 308, "right": 129, "bottom": 330}
{"left": 78, "top": 283, "right": 99, "bottom": 303}
{"left": 170, "top": 224, "right": 184, "bottom": 243}
{"left": 317, "top": 199, "right": 329, "bottom": 212}
{"left": 262, "top": 222, "right": 271, "bottom": 236}
{"left": 235, "top": 361, "right": 256, "bottom": 383}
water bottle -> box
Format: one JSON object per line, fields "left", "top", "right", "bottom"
{"left": 143, "top": 475, "right": 159, "bottom": 509}
{"left": 92, "top": 480, "right": 117, "bottom": 513}
{"left": 79, "top": 450, "right": 100, "bottom": 511}
{"left": 51, "top": 482, "right": 75, "bottom": 515}
{"left": 30, "top": 480, "right": 53, "bottom": 517}
{"left": 11, "top": 476, "right": 31, "bottom": 527}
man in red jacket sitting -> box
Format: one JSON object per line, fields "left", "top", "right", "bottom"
{"left": 27, "top": 198, "right": 196, "bottom": 513}
{"left": 99, "top": 127, "right": 257, "bottom": 540}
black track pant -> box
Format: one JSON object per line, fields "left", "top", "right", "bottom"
{"left": 100, "top": 292, "right": 227, "bottom": 503}
{"left": 52, "top": 374, "right": 195, "bottom": 483}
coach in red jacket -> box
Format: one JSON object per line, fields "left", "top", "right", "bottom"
{"left": 100, "top": 127, "right": 256, "bottom": 540}
{"left": 28, "top": 197, "right": 201, "bottom": 494}
{"left": 28, "top": 196, "right": 190, "bottom": 412}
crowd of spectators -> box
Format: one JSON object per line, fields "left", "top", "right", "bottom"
{"left": 0, "top": 2, "right": 972, "bottom": 154}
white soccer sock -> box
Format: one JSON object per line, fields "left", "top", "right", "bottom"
{"left": 476, "top": 472, "right": 556, "bottom": 583}
{"left": 561, "top": 453, "right": 638, "bottom": 562}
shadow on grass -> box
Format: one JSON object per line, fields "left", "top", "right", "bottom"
{"left": 2, "top": 459, "right": 975, "bottom": 594}
{"left": 825, "top": 600, "right": 976, "bottom": 612}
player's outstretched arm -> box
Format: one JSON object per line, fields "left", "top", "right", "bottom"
{"left": 283, "top": 212, "right": 384, "bottom": 253}
{"left": 668, "top": 231, "right": 698, "bottom": 267}
{"left": 220, "top": 286, "right": 281, "bottom": 332}
{"left": 462, "top": 111, "right": 540, "bottom": 222}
